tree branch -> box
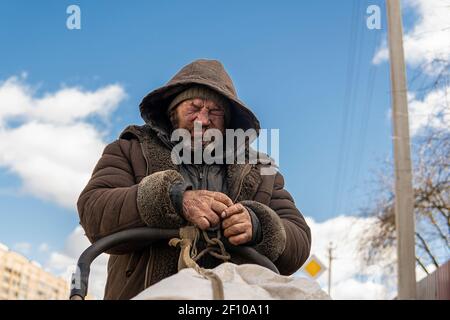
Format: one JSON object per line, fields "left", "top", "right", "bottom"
{"left": 415, "top": 232, "right": 440, "bottom": 268}
{"left": 416, "top": 256, "right": 429, "bottom": 275}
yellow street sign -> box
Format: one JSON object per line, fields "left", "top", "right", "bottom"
{"left": 300, "top": 254, "right": 326, "bottom": 279}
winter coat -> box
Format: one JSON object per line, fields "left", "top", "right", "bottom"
{"left": 77, "top": 59, "right": 311, "bottom": 299}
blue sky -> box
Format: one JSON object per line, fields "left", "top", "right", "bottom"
{"left": 1, "top": 0, "right": 448, "bottom": 299}
{"left": 0, "top": 0, "right": 393, "bottom": 260}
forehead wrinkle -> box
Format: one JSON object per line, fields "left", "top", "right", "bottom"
{"left": 190, "top": 98, "right": 223, "bottom": 110}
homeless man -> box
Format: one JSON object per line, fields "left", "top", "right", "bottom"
{"left": 77, "top": 59, "right": 311, "bottom": 299}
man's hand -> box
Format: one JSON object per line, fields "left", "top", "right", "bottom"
{"left": 182, "top": 190, "right": 233, "bottom": 230}
{"left": 221, "top": 203, "right": 253, "bottom": 245}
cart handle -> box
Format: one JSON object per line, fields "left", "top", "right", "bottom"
{"left": 69, "top": 227, "right": 279, "bottom": 300}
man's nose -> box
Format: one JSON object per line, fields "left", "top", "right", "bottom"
{"left": 196, "top": 108, "right": 211, "bottom": 126}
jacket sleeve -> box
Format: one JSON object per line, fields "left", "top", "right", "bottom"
{"left": 77, "top": 138, "right": 186, "bottom": 254}
{"left": 240, "top": 171, "right": 311, "bottom": 275}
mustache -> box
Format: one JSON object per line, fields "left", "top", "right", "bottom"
{"left": 187, "top": 125, "right": 223, "bottom": 135}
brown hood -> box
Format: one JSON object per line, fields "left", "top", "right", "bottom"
{"left": 139, "top": 59, "right": 261, "bottom": 134}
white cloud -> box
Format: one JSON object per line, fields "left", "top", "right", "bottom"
{"left": 297, "top": 215, "right": 396, "bottom": 300}
{"left": 47, "top": 226, "right": 108, "bottom": 300}
{"left": 373, "top": 0, "right": 450, "bottom": 136}
{"left": 38, "top": 243, "right": 50, "bottom": 253}
{"left": 0, "top": 75, "right": 125, "bottom": 126}
{"left": 372, "top": 39, "right": 389, "bottom": 65}
{"left": 408, "top": 88, "right": 450, "bottom": 135}
{"left": 13, "top": 242, "right": 32, "bottom": 255}
{"left": 301, "top": 215, "right": 447, "bottom": 300}
{"left": 0, "top": 74, "right": 126, "bottom": 208}
{"left": 373, "top": 0, "right": 450, "bottom": 73}
{"left": 0, "top": 74, "right": 119, "bottom": 299}
{"left": 332, "top": 278, "right": 388, "bottom": 300}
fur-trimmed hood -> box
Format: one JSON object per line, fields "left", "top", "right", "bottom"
{"left": 138, "top": 59, "right": 261, "bottom": 136}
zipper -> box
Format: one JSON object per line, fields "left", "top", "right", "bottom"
{"left": 196, "top": 164, "right": 210, "bottom": 190}
{"left": 233, "top": 164, "right": 252, "bottom": 202}
{"left": 202, "top": 165, "right": 209, "bottom": 189}
{"left": 199, "top": 167, "right": 204, "bottom": 188}
{"left": 140, "top": 142, "right": 150, "bottom": 176}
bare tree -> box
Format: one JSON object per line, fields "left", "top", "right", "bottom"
{"left": 359, "top": 56, "right": 449, "bottom": 275}
{"left": 358, "top": 128, "right": 449, "bottom": 275}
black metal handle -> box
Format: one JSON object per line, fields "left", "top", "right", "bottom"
{"left": 69, "top": 227, "right": 279, "bottom": 300}
{"left": 69, "top": 227, "right": 179, "bottom": 300}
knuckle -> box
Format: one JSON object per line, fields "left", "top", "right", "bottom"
{"left": 200, "top": 221, "right": 209, "bottom": 230}
{"left": 211, "top": 216, "right": 219, "bottom": 225}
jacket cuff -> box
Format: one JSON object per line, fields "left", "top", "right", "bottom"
{"left": 169, "top": 181, "right": 192, "bottom": 215}
{"left": 137, "top": 170, "right": 186, "bottom": 228}
{"left": 244, "top": 206, "right": 262, "bottom": 246}
{"left": 239, "top": 200, "right": 286, "bottom": 262}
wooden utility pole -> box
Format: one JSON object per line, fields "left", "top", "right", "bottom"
{"left": 386, "top": 0, "right": 417, "bottom": 299}
{"left": 327, "top": 242, "right": 335, "bottom": 296}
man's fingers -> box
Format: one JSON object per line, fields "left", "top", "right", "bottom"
{"left": 189, "top": 206, "right": 211, "bottom": 230}
{"left": 197, "top": 203, "right": 220, "bottom": 227}
{"left": 213, "top": 192, "right": 233, "bottom": 207}
{"left": 203, "top": 209, "right": 220, "bottom": 227}
{"left": 223, "top": 222, "right": 250, "bottom": 238}
{"left": 221, "top": 203, "right": 245, "bottom": 219}
{"left": 190, "top": 205, "right": 219, "bottom": 229}
{"left": 221, "top": 212, "right": 246, "bottom": 229}
{"left": 228, "top": 233, "right": 251, "bottom": 246}
{"left": 211, "top": 200, "right": 228, "bottom": 216}
{"left": 195, "top": 216, "right": 211, "bottom": 230}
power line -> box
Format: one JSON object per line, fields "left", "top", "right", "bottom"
{"left": 332, "top": 0, "right": 360, "bottom": 217}
{"left": 351, "top": 2, "right": 384, "bottom": 192}
{"left": 341, "top": 0, "right": 369, "bottom": 214}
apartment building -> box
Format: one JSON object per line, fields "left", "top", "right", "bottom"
{"left": 0, "top": 243, "right": 69, "bottom": 300}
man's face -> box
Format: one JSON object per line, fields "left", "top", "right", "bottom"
{"left": 173, "top": 98, "right": 225, "bottom": 147}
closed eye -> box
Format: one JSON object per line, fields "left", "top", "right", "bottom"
{"left": 209, "top": 109, "right": 225, "bottom": 116}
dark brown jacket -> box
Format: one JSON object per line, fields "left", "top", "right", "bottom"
{"left": 77, "top": 59, "right": 311, "bottom": 299}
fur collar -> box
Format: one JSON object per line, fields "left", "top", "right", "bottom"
{"left": 120, "top": 124, "right": 262, "bottom": 201}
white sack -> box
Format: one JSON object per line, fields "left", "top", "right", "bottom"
{"left": 133, "top": 262, "right": 330, "bottom": 300}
